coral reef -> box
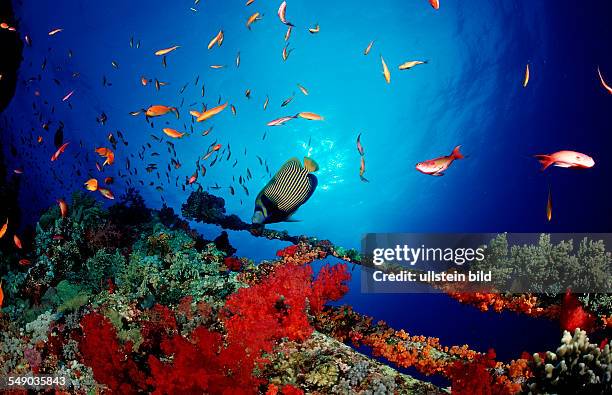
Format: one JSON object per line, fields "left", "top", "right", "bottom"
{"left": 525, "top": 329, "right": 612, "bottom": 394}
{"left": 0, "top": 192, "right": 447, "bottom": 394}
{"left": 2, "top": 190, "right": 610, "bottom": 394}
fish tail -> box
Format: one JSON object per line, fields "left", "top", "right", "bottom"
{"left": 534, "top": 155, "right": 553, "bottom": 171}
{"left": 451, "top": 145, "right": 464, "bottom": 160}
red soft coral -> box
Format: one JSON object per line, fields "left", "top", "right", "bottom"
{"left": 78, "top": 312, "right": 148, "bottom": 394}
{"left": 224, "top": 256, "right": 243, "bottom": 271}
{"left": 560, "top": 290, "right": 596, "bottom": 332}
{"left": 276, "top": 244, "right": 299, "bottom": 257}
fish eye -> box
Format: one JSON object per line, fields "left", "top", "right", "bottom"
{"left": 576, "top": 156, "right": 581, "bottom": 160}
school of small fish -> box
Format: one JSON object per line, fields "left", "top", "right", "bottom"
{"left": 0, "top": 0, "right": 606, "bottom": 253}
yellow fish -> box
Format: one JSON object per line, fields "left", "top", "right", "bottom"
{"left": 84, "top": 178, "right": 98, "bottom": 191}
{"left": 398, "top": 60, "right": 427, "bottom": 70}
{"left": 0, "top": 218, "right": 7, "bottom": 239}
{"left": 381, "top": 55, "right": 391, "bottom": 84}
{"left": 546, "top": 186, "right": 552, "bottom": 222}
{"left": 155, "top": 45, "right": 180, "bottom": 56}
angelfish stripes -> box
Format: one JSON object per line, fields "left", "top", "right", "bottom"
{"left": 252, "top": 157, "right": 319, "bottom": 225}
{"left": 263, "top": 159, "right": 313, "bottom": 212}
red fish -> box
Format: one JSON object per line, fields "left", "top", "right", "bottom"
{"left": 13, "top": 234, "right": 22, "bottom": 249}
{"left": 534, "top": 150, "right": 595, "bottom": 171}
{"left": 416, "top": 146, "right": 464, "bottom": 176}
{"left": 51, "top": 142, "right": 70, "bottom": 161}
{"left": 19, "top": 259, "right": 31, "bottom": 266}
{"left": 58, "top": 199, "right": 68, "bottom": 218}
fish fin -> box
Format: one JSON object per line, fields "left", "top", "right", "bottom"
{"left": 432, "top": 172, "right": 445, "bottom": 177}
{"left": 553, "top": 163, "right": 573, "bottom": 168}
{"left": 451, "top": 145, "right": 464, "bottom": 160}
{"left": 360, "top": 175, "right": 370, "bottom": 183}
{"left": 303, "top": 157, "right": 319, "bottom": 172}
{"left": 534, "top": 155, "right": 553, "bottom": 171}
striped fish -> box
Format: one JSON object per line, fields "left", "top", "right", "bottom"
{"left": 252, "top": 157, "right": 318, "bottom": 225}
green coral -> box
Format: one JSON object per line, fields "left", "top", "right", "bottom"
{"left": 84, "top": 249, "right": 126, "bottom": 291}
{"left": 471, "top": 234, "right": 612, "bottom": 295}
{"left": 119, "top": 225, "right": 240, "bottom": 306}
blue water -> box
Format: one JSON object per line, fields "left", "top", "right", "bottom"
{"left": 2, "top": 0, "right": 610, "bottom": 377}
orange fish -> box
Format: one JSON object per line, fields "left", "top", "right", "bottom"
{"left": 141, "top": 76, "right": 149, "bottom": 86}
{"left": 246, "top": 0, "right": 255, "bottom": 5}
{"left": 58, "top": 199, "right": 68, "bottom": 218}
{"left": 297, "top": 84, "right": 309, "bottom": 96}
{"left": 523, "top": 63, "right": 530, "bottom": 88}
{"left": 364, "top": 40, "right": 374, "bottom": 56}
{"left": 297, "top": 112, "right": 324, "bottom": 121}
{"left": 19, "top": 259, "right": 31, "bottom": 266}
{"left": 84, "top": 178, "right": 99, "bottom": 191}
{"left": 48, "top": 28, "right": 63, "bottom": 36}
{"left": 231, "top": 104, "right": 237, "bottom": 115}
{"left": 359, "top": 156, "right": 369, "bottom": 182}
{"left": 95, "top": 147, "right": 115, "bottom": 166}
{"left": 188, "top": 172, "right": 198, "bottom": 184}
{"left": 37, "top": 136, "right": 43, "bottom": 143}
{"left": 416, "top": 145, "right": 465, "bottom": 176}
{"left": 51, "top": 142, "right": 70, "bottom": 161}
{"left": 13, "top": 234, "right": 22, "bottom": 249}
{"left": 154, "top": 45, "right": 180, "bottom": 56}
{"left": 162, "top": 128, "right": 185, "bottom": 138}
{"left": 546, "top": 186, "right": 552, "bottom": 222}
{"left": 597, "top": 67, "right": 612, "bottom": 94}
{"left": 13, "top": 169, "right": 23, "bottom": 174}
{"left": 98, "top": 188, "right": 115, "bottom": 200}
{"left": 210, "top": 64, "right": 225, "bottom": 69}
{"left": 308, "top": 24, "right": 320, "bottom": 34}
{"left": 246, "top": 12, "right": 262, "bottom": 29}
{"left": 104, "top": 177, "right": 114, "bottom": 184}
{"left": 145, "top": 105, "right": 177, "bottom": 118}
{"left": 207, "top": 30, "right": 224, "bottom": 50}
{"left": 0, "top": 218, "right": 7, "bottom": 239}
{"left": 196, "top": 103, "right": 228, "bottom": 122}
{"left": 429, "top": 0, "right": 440, "bottom": 10}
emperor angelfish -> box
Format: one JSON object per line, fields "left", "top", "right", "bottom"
{"left": 252, "top": 157, "right": 319, "bottom": 225}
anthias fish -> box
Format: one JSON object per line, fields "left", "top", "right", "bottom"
{"left": 534, "top": 150, "right": 595, "bottom": 171}
{"left": 252, "top": 157, "right": 318, "bottom": 225}
{"left": 416, "top": 145, "right": 465, "bottom": 176}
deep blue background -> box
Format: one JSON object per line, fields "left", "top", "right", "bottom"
{"left": 2, "top": 0, "right": 611, "bottom": 385}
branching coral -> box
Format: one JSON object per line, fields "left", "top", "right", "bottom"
{"left": 525, "top": 329, "right": 612, "bottom": 394}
